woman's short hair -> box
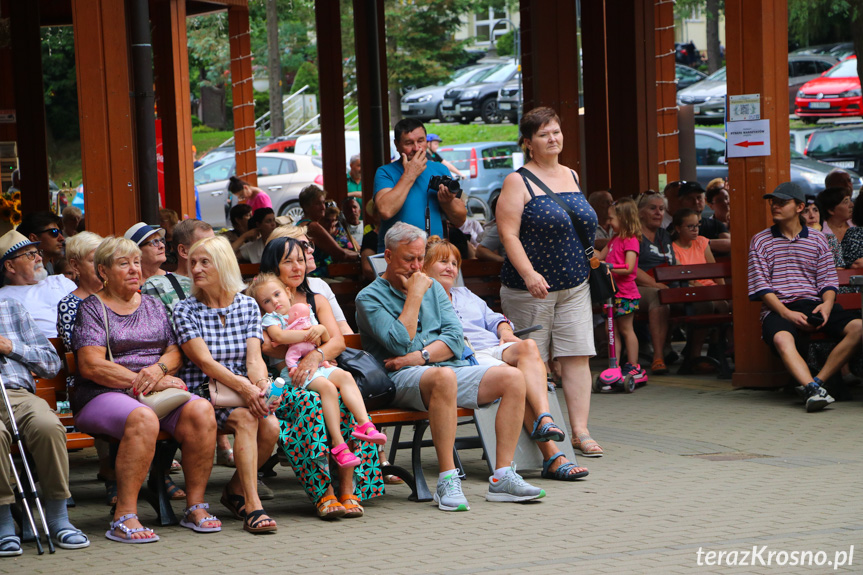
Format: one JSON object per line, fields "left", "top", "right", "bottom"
{"left": 227, "top": 175, "right": 249, "bottom": 194}
{"left": 384, "top": 222, "right": 427, "bottom": 251}
{"left": 188, "top": 235, "right": 246, "bottom": 298}
{"left": 94, "top": 237, "right": 141, "bottom": 281}
{"left": 423, "top": 236, "right": 461, "bottom": 272}
{"left": 817, "top": 186, "right": 851, "bottom": 217}
{"left": 65, "top": 231, "right": 103, "bottom": 263}
{"left": 637, "top": 192, "right": 668, "bottom": 212}
{"left": 229, "top": 203, "right": 253, "bottom": 229}
{"left": 268, "top": 224, "right": 309, "bottom": 244}
{"left": 299, "top": 185, "right": 326, "bottom": 209}
{"left": 159, "top": 208, "right": 179, "bottom": 226}
{"left": 518, "top": 107, "right": 561, "bottom": 161}
{"left": 706, "top": 178, "right": 726, "bottom": 194}
{"left": 260, "top": 236, "right": 312, "bottom": 294}
{"left": 245, "top": 272, "right": 285, "bottom": 302}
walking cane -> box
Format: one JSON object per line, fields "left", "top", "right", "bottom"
{"left": 0, "top": 356, "right": 54, "bottom": 554}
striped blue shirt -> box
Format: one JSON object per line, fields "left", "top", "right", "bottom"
{"left": 748, "top": 225, "right": 838, "bottom": 320}
{"left": 0, "top": 299, "right": 62, "bottom": 392}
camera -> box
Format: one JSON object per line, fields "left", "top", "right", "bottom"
{"left": 428, "top": 175, "right": 462, "bottom": 198}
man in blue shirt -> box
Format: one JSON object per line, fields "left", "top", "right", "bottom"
{"left": 373, "top": 119, "right": 467, "bottom": 253}
{"left": 356, "top": 223, "right": 544, "bottom": 512}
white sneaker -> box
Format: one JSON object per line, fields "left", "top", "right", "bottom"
{"left": 434, "top": 472, "right": 469, "bottom": 511}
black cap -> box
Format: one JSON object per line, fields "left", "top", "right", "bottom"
{"left": 764, "top": 182, "right": 806, "bottom": 203}
{"left": 677, "top": 181, "right": 706, "bottom": 197}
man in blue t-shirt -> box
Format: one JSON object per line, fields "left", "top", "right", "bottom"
{"left": 373, "top": 118, "right": 467, "bottom": 252}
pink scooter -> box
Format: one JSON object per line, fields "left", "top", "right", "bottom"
{"left": 593, "top": 268, "right": 648, "bottom": 393}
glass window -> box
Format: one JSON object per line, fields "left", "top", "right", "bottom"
{"left": 257, "top": 156, "right": 284, "bottom": 177}
{"left": 194, "top": 159, "right": 234, "bottom": 185}
{"left": 825, "top": 59, "right": 859, "bottom": 78}
{"left": 482, "top": 145, "right": 517, "bottom": 169}
{"left": 476, "top": 24, "right": 490, "bottom": 43}
{"left": 695, "top": 134, "right": 726, "bottom": 166}
{"left": 809, "top": 129, "right": 863, "bottom": 156}
{"left": 438, "top": 149, "right": 470, "bottom": 170}
{"left": 282, "top": 159, "right": 297, "bottom": 174}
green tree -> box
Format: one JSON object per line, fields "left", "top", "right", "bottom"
{"left": 41, "top": 27, "right": 79, "bottom": 142}
{"left": 788, "top": 0, "right": 863, "bottom": 86}
{"left": 675, "top": 0, "right": 724, "bottom": 72}
{"left": 496, "top": 30, "right": 515, "bottom": 57}
{"left": 292, "top": 61, "right": 319, "bottom": 94}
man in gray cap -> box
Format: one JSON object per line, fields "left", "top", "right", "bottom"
{"left": 748, "top": 182, "right": 861, "bottom": 412}
{"left": 0, "top": 230, "right": 75, "bottom": 338}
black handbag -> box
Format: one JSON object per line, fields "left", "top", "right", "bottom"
{"left": 517, "top": 167, "right": 616, "bottom": 303}
{"left": 336, "top": 347, "right": 396, "bottom": 410}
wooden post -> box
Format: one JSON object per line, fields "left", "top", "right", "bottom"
{"left": 315, "top": 0, "right": 347, "bottom": 206}
{"left": 580, "top": 0, "right": 611, "bottom": 192}
{"left": 228, "top": 5, "right": 257, "bottom": 187}
{"left": 71, "top": 0, "right": 139, "bottom": 236}
{"left": 725, "top": 0, "right": 791, "bottom": 387}
{"left": 152, "top": 0, "right": 196, "bottom": 220}
{"left": 518, "top": 0, "right": 581, "bottom": 174}
{"left": 655, "top": 0, "right": 680, "bottom": 183}
{"left": 10, "top": 0, "right": 50, "bottom": 211}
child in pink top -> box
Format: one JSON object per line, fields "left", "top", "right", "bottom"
{"left": 671, "top": 209, "right": 722, "bottom": 286}
{"left": 598, "top": 198, "right": 644, "bottom": 379}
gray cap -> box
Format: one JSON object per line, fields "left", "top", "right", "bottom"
{"left": 763, "top": 182, "right": 806, "bottom": 203}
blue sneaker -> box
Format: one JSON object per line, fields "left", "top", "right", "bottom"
{"left": 434, "top": 471, "right": 469, "bottom": 511}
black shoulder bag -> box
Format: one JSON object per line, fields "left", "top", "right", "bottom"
{"left": 517, "top": 167, "right": 616, "bottom": 303}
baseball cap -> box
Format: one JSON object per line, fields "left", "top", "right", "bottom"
{"left": 677, "top": 181, "right": 706, "bottom": 197}
{"left": 124, "top": 222, "right": 165, "bottom": 246}
{"left": 426, "top": 134, "right": 442, "bottom": 143}
{"left": 0, "top": 230, "right": 40, "bottom": 265}
{"left": 763, "top": 182, "right": 806, "bottom": 203}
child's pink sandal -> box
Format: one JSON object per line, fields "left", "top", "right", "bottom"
{"left": 351, "top": 421, "right": 387, "bottom": 445}
{"left": 331, "top": 443, "right": 361, "bottom": 468}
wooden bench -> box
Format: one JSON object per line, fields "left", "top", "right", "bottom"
{"left": 654, "top": 262, "right": 734, "bottom": 378}
{"left": 34, "top": 339, "right": 180, "bottom": 525}
{"left": 809, "top": 268, "right": 862, "bottom": 342}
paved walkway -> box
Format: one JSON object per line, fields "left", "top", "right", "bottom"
{"left": 6, "top": 370, "right": 863, "bottom": 574}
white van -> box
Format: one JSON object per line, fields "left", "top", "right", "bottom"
{"left": 294, "top": 130, "right": 399, "bottom": 168}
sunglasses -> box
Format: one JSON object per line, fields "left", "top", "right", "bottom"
{"left": 634, "top": 189, "right": 665, "bottom": 205}
{"left": 299, "top": 240, "right": 315, "bottom": 253}
{"left": 9, "top": 249, "right": 43, "bottom": 261}
{"left": 36, "top": 228, "right": 61, "bottom": 238}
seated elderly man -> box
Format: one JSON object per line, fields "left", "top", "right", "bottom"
{"left": 356, "top": 222, "right": 544, "bottom": 511}
{"left": 0, "top": 299, "right": 89, "bottom": 555}
{"left": 0, "top": 230, "right": 75, "bottom": 338}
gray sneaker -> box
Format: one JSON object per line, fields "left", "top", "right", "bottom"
{"left": 257, "top": 478, "right": 274, "bottom": 500}
{"left": 486, "top": 464, "right": 546, "bottom": 502}
{"left": 434, "top": 471, "right": 469, "bottom": 511}
{"left": 805, "top": 385, "right": 835, "bottom": 413}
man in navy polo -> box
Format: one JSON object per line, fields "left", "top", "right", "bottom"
{"left": 748, "top": 182, "right": 861, "bottom": 412}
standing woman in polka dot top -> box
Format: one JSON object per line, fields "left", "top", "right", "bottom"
{"left": 497, "top": 107, "right": 603, "bottom": 458}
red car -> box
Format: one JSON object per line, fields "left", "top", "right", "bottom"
{"left": 795, "top": 56, "right": 862, "bottom": 123}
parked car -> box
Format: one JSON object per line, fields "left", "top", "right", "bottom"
{"left": 679, "top": 56, "right": 837, "bottom": 123}
{"left": 496, "top": 79, "right": 521, "bottom": 124}
{"left": 675, "top": 64, "right": 707, "bottom": 91}
{"left": 293, "top": 130, "right": 398, "bottom": 169}
{"left": 440, "top": 62, "right": 519, "bottom": 124}
{"left": 792, "top": 42, "right": 854, "bottom": 61}
{"left": 693, "top": 128, "right": 862, "bottom": 195}
{"left": 436, "top": 141, "right": 519, "bottom": 218}
{"left": 400, "top": 64, "right": 496, "bottom": 123}
{"left": 194, "top": 152, "right": 322, "bottom": 228}
{"left": 795, "top": 56, "right": 862, "bottom": 124}
{"left": 197, "top": 145, "right": 234, "bottom": 167}
{"left": 804, "top": 124, "right": 863, "bottom": 174}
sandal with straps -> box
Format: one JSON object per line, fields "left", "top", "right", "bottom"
{"left": 351, "top": 421, "right": 387, "bottom": 445}
{"left": 572, "top": 433, "right": 604, "bottom": 457}
{"left": 316, "top": 494, "right": 346, "bottom": 520}
{"left": 243, "top": 509, "right": 277, "bottom": 534}
{"left": 105, "top": 513, "right": 159, "bottom": 544}
{"left": 541, "top": 451, "right": 588, "bottom": 481}
{"left": 339, "top": 494, "right": 364, "bottom": 518}
{"left": 0, "top": 535, "right": 22, "bottom": 556}
{"left": 180, "top": 502, "right": 222, "bottom": 533}
{"left": 220, "top": 488, "right": 247, "bottom": 520}
{"left": 529, "top": 412, "right": 566, "bottom": 442}
{"left": 331, "top": 442, "right": 361, "bottom": 468}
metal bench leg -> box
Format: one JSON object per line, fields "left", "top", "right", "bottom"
{"left": 409, "top": 421, "right": 432, "bottom": 502}
{"left": 387, "top": 424, "right": 403, "bottom": 464}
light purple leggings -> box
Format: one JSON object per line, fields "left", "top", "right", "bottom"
{"left": 74, "top": 390, "right": 204, "bottom": 439}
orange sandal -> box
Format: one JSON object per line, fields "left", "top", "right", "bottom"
{"left": 339, "top": 494, "right": 364, "bottom": 518}
{"left": 572, "top": 433, "right": 604, "bottom": 457}
{"left": 315, "top": 495, "right": 346, "bottom": 521}
{"left": 651, "top": 358, "right": 668, "bottom": 375}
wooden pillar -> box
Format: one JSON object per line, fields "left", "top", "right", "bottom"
{"left": 10, "top": 0, "right": 50, "bottom": 211}
{"left": 605, "top": 0, "right": 658, "bottom": 196}
{"left": 228, "top": 5, "right": 257, "bottom": 187}
{"left": 354, "top": 0, "right": 390, "bottom": 209}
{"left": 0, "top": 0, "right": 17, "bottom": 169}
{"left": 72, "top": 0, "right": 139, "bottom": 236}
{"left": 725, "top": 0, "right": 791, "bottom": 387}
{"left": 315, "top": 0, "right": 347, "bottom": 205}
{"left": 655, "top": 0, "right": 680, "bottom": 183}
{"left": 152, "top": 0, "right": 196, "bottom": 220}
{"left": 519, "top": 0, "right": 581, "bottom": 174}
{"left": 580, "top": 0, "right": 611, "bottom": 192}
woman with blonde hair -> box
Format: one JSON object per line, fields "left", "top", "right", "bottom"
{"left": 173, "top": 236, "right": 279, "bottom": 533}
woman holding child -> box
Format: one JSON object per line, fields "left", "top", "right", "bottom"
{"left": 172, "top": 236, "right": 279, "bottom": 534}
{"left": 258, "top": 236, "right": 384, "bottom": 519}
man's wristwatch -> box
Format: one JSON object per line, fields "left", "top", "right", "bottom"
{"left": 420, "top": 349, "right": 431, "bottom": 365}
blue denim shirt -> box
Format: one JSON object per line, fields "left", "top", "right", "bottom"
{"left": 356, "top": 277, "right": 467, "bottom": 370}
{"left": 450, "top": 287, "right": 512, "bottom": 352}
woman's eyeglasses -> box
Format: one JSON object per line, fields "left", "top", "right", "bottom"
{"left": 142, "top": 238, "right": 166, "bottom": 248}
{"left": 36, "top": 228, "right": 61, "bottom": 238}
{"left": 9, "top": 249, "right": 43, "bottom": 261}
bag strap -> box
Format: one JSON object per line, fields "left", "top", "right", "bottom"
{"left": 96, "top": 296, "right": 114, "bottom": 362}
{"left": 517, "top": 167, "right": 594, "bottom": 259}
{"left": 166, "top": 273, "right": 187, "bottom": 301}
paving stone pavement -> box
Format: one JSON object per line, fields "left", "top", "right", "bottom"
{"left": 4, "top": 370, "right": 863, "bottom": 574}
